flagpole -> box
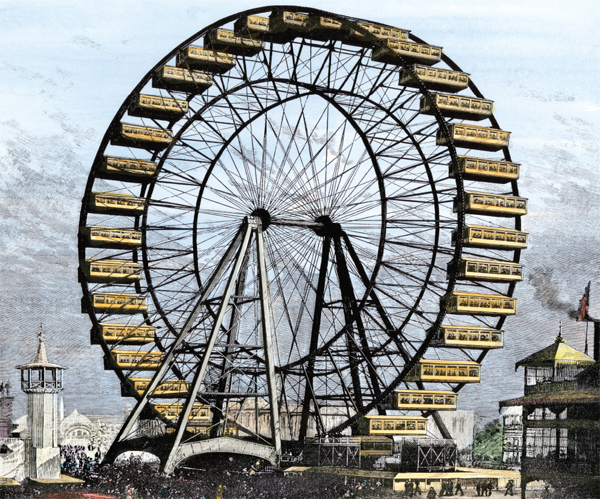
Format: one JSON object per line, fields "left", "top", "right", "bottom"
{"left": 577, "top": 281, "right": 591, "bottom": 355}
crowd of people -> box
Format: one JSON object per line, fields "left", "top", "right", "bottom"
{"left": 0, "top": 447, "right": 565, "bottom": 499}
{"left": 60, "top": 444, "right": 103, "bottom": 475}
{"left": 16, "top": 453, "right": 353, "bottom": 499}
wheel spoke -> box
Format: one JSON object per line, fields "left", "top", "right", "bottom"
{"left": 80, "top": 7, "right": 522, "bottom": 453}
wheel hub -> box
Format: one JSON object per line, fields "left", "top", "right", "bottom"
{"left": 313, "top": 215, "right": 342, "bottom": 237}
{"left": 250, "top": 208, "right": 271, "bottom": 230}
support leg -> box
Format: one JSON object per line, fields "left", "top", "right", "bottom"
{"left": 104, "top": 222, "right": 250, "bottom": 463}
{"left": 161, "top": 223, "right": 253, "bottom": 473}
{"left": 299, "top": 236, "right": 331, "bottom": 441}
{"left": 255, "top": 225, "right": 282, "bottom": 462}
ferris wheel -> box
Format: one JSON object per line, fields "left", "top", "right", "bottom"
{"left": 78, "top": 6, "right": 527, "bottom": 471}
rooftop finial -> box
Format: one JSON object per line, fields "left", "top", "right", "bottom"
{"left": 32, "top": 323, "right": 50, "bottom": 366}
{"left": 557, "top": 321, "right": 565, "bottom": 343}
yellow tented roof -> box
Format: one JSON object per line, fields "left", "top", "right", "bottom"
{"left": 515, "top": 335, "right": 595, "bottom": 369}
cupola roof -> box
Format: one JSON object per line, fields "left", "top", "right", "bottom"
{"left": 16, "top": 324, "right": 66, "bottom": 370}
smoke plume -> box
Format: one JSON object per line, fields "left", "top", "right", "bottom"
{"left": 528, "top": 267, "right": 579, "bottom": 319}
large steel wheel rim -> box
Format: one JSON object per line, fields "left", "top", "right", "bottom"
{"left": 79, "top": 6, "right": 523, "bottom": 441}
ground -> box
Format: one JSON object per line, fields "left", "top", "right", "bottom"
{"left": 0, "top": 455, "right": 596, "bottom": 499}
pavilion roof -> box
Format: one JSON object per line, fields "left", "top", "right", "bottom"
{"left": 515, "top": 335, "right": 595, "bottom": 370}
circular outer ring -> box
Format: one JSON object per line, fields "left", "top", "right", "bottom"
{"left": 78, "top": 5, "right": 522, "bottom": 436}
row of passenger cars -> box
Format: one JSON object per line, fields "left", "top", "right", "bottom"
{"left": 79, "top": 9, "right": 527, "bottom": 437}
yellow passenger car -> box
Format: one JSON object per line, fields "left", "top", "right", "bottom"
{"left": 127, "top": 377, "right": 190, "bottom": 398}
{"left": 454, "top": 191, "right": 528, "bottom": 217}
{"left": 449, "top": 156, "right": 520, "bottom": 183}
{"left": 269, "top": 10, "right": 310, "bottom": 33}
{"left": 399, "top": 65, "right": 469, "bottom": 93}
{"left": 234, "top": 15, "right": 271, "bottom": 36}
{"left": 433, "top": 325, "right": 503, "bottom": 349}
{"left": 152, "top": 402, "right": 210, "bottom": 421}
{"left": 110, "top": 350, "right": 163, "bottom": 370}
{"left": 358, "top": 415, "right": 428, "bottom": 436}
{"left": 371, "top": 40, "right": 443, "bottom": 66}
{"left": 166, "top": 422, "right": 232, "bottom": 437}
{"left": 185, "top": 422, "right": 212, "bottom": 436}
{"left": 404, "top": 360, "right": 481, "bottom": 383}
{"left": 97, "top": 323, "right": 155, "bottom": 344}
{"left": 205, "top": 29, "right": 263, "bottom": 56}
{"left": 81, "top": 226, "right": 143, "bottom": 249}
{"left": 448, "top": 257, "right": 523, "bottom": 283}
{"left": 420, "top": 93, "right": 494, "bottom": 121}
{"left": 88, "top": 192, "right": 146, "bottom": 216}
{"left": 153, "top": 65, "right": 213, "bottom": 93}
{"left": 346, "top": 22, "right": 409, "bottom": 46}
{"left": 451, "top": 225, "right": 528, "bottom": 251}
{"left": 91, "top": 293, "right": 148, "bottom": 314}
{"left": 268, "top": 12, "right": 348, "bottom": 42}
{"left": 178, "top": 46, "right": 236, "bottom": 73}
{"left": 128, "top": 94, "right": 189, "bottom": 120}
{"left": 306, "top": 16, "right": 345, "bottom": 41}
{"left": 82, "top": 259, "right": 142, "bottom": 283}
{"left": 437, "top": 124, "right": 510, "bottom": 152}
{"left": 391, "top": 390, "right": 457, "bottom": 411}
{"left": 359, "top": 436, "right": 393, "bottom": 457}
{"left": 98, "top": 156, "right": 157, "bottom": 181}
{"left": 442, "top": 291, "right": 517, "bottom": 316}
{"left": 111, "top": 123, "right": 173, "bottom": 150}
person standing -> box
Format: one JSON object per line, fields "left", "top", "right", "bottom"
{"left": 504, "top": 479, "right": 514, "bottom": 496}
{"left": 161, "top": 485, "right": 170, "bottom": 499}
{"left": 415, "top": 481, "right": 422, "bottom": 496}
{"left": 455, "top": 481, "right": 464, "bottom": 497}
{"left": 405, "top": 479, "right": 414, "bottom": 497}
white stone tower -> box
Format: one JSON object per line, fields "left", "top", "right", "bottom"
{"left": 16, "top": 324, "right": 66, "bottom": 479}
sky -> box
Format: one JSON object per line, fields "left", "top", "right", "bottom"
{"left": 0, "top": 0, "right": 599, "bottom": 428}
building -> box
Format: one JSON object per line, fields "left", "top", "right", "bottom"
{"left": 426, "top": 410, "right": 474, "bottom": 465}
{"left": 59, "top": 409, "right": 124, "bottom": 455}
{"left": 500, "top": 406, "right": 522, "bottom": 466}
{"left": 0, "top": 384, "right": 14, "bottom": 439}
{"left": 499, "top": 332, "right": 599, "bottom": 497}
{"left": 0, "top": 326, "right": 130, "bottom": 483}
{"left": 0, "top": 383, "right": 22, "bottom": 482}
{"left": 16, "top": 325, "right": 66, "bottom": 479}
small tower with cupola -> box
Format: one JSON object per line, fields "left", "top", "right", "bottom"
{"left": 16, "top": 324, "right": 66, "bottom": 479}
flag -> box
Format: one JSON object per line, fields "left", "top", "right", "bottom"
{"left": 577, "top": 281, "right": 591, "bottom": 321}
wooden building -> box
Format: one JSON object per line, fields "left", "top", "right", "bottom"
{"left": 499, "top": 333, "right": 599, "bottom": 498}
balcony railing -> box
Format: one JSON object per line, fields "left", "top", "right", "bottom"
{"left": 524, "top": 381, "right": 578, "bottom": 396}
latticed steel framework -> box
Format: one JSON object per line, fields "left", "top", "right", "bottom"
{"left": 78, "top": 6, "right": 525, "bottom": 471}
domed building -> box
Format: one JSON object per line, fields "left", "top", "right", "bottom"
{"left": 60, "top": 409, "right": 93, "bottom": 447}
{"left": 59, "top": 408, "right": 123, "bottom": 456}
